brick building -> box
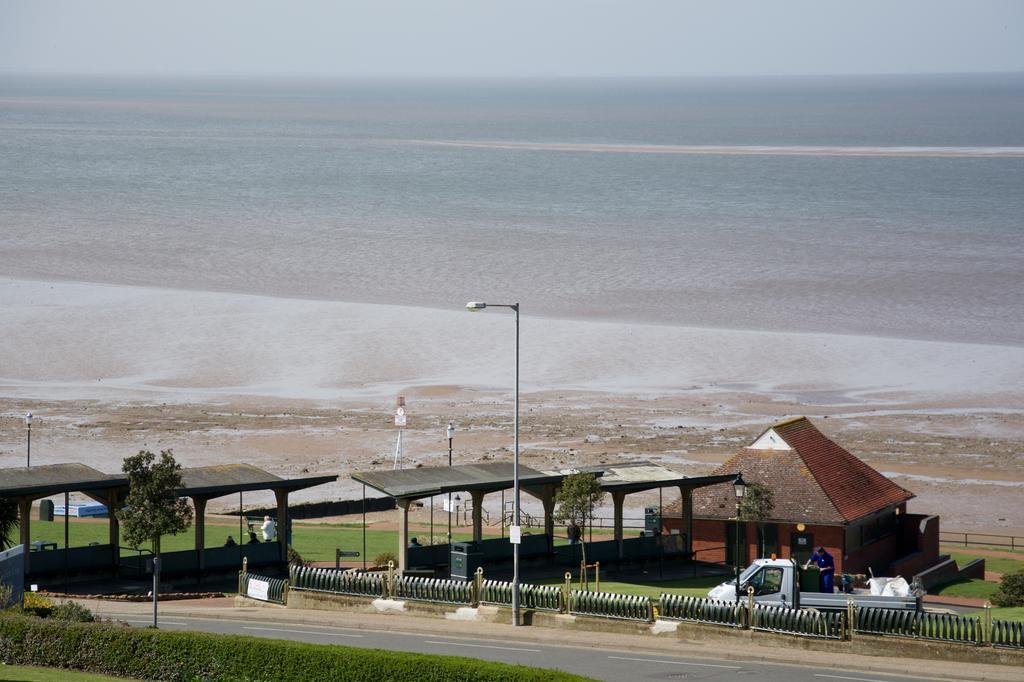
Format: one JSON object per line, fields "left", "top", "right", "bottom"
{"left": 663, "top": 416, "right": 940, "bottom": 576}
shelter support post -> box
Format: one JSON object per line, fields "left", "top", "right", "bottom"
{"left": 397, "top": 498, "right": 411, "bottom": 574}
{"left": 274, "top": 489, "right": 288, "bottom": 562}
{"left": 541, "top": 487, "right": 556, "bottom": 553}
{"left": 678, "top": 486, "right": 692, "bottom": 554}
{"left": 612, "top": 491, "right": 626, "bottom": 560}
{"left": 108, "top": 490, "right": 120, "bottom": 575}
{"left": 19, "top": 498, "right": 31, "bottom": 575}
{"left": 470, "top": 490, "right": 485, "bottom": 543}
{"left": 193, "top": 496, "right": 208, "bottom": 572}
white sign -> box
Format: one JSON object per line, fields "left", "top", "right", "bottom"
{"left": 247, "top": 578, "right": 270, "bottom": 601}
{"left": 509, "top": 525, "right": 522, "bottom": 545}
{"left": 443, "top": 498, "right": 452, "bottom": 512}
{"left": 394, "top": 406, "right": 406, "bottom": 427}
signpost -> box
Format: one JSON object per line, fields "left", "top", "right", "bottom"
{"left": 392, "top": 396, "right": 406, "bottom": 469}
{"left": 335, "top": 549, "right": 361, "bottom": 568}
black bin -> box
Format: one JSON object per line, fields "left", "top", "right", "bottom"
{"left": 38, "top": 500, "right": 54, "bottom": 522}
{"left": 449, "top": 542, "right": 482, "bottom": 581}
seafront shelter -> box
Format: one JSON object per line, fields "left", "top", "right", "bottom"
{"left": 352, "top": 461, "right": 735, "bottom": 574}
{"left": 0, "top": 462, "right": 336, "bottom": 585}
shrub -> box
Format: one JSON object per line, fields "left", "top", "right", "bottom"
{"left": 51, "top": 601, "right": 95, "bottom": 623}
{"left": 374, "top": 551, "right": 397, "bottom": 567}
{"left": 0, "top": 613, "right": 590, "bottom": 682}
{"left": 991, "top": 569, "right": 1024, "bottom": 607}
{"left": 0, "top": 584, "right": 14, "bottom": 610}
{"left": 287, "top": 546, "right": 310, "bottom": 568}
{"left": 21, "top": 592, "right": 53, "bottom": 618}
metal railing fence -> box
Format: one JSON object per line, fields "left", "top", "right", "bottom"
{"left": 239, "top": 571, "right": 287, "bottom": 604}
{"left": 392, "top": 575, "right": 474, "bottom": 604}
{"left": 570, "top": 589, "right": 652, "bottom": 621}
{"left": 479, "top": 579, "right": 562, "bottom": 611}
{"left": 752, "top": 603, "right": 844, "bottom": 639}
{"left": 289, "top": 565, "right": 384, "bottom": 597}
{"left": 658, "top": 594, "right": 744, "bottom": 628}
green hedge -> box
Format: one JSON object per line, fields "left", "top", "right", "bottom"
{"left": 0, "top": 615, "right": 590, "bottom": 682}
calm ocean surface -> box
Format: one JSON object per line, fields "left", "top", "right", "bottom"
{"left": 1, "top": 74, "right": 1022, "bottom": 345}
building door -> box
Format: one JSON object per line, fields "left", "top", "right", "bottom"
{"left": 790, "top": 531, "right": 814, "bottom": 565}
{"left": 726, "top": 521, "right": 747, "bottom": 566}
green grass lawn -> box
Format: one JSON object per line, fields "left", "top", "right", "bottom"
{"left": 929, "top": 578, "right": 1000, "bottom": 600}
{"left": 14, "top": 517, "right": 478, "bottom": 564}
{"left": 533, "top": 574, "right": 723, "bottom": 599}
{"left": 946, "top": 551, "right": 1023, "bottom": 577}
{"left": 0, "top": 664, "right": 138, "bottom": 681}
{"left": 964, "top": 606, "right": 1024, "bottom": 623}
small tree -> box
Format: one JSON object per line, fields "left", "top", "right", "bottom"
{"left": 737, "top": 482, "right": 774, "bottom": 557}
{"left": 117, "top": 450, "right": 193, "bottom": 561}
{"left": 991, "top": 569, "right": 1024, "bottom": 608}
{"left": 0, "top": 498, "right": 17, "bottom": 551}
{"left": 553, "top": 472, "right": 605, "bottom": 572}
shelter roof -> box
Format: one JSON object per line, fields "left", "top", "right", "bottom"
{"left": 541, "top": 462, "right": 736, "bottom": 493}
{"left": 178, "top": 464, "right": 337, "bottom": 498}
{"left": 0, "top": 464, "right": 126, "bottom": 499}
{"left": 672, "top": 417, "right": 914, "bottom": 524}
{"left": 352, "top": 462, "right": 564, "bottom": 500}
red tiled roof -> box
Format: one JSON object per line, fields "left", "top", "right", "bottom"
{"left": 673, "top": 417, "right": 914, "bottom": 525}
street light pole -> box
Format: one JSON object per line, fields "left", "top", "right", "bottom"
{"left": 447, "top": 422, "right": 455, "bottom": 547}
{"left": 466, "top": 301, "right": 522, "bottom": 626}
{"left": 25, "top": 412, "right": 32, "bottom": 468}
{"left": 733, "top": 472, "right": 747, "bottom": 604}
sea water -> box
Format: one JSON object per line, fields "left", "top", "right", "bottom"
{"left": 1, "top": 74, "right": 1022, "bottom": 345}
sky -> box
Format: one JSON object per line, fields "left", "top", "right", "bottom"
{"left": 1, "top": 0, "right": 1022, "bottom": 78}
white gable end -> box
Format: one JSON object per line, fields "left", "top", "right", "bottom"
{"left": 749, "top": 428, "right": 791, "bottom": 451}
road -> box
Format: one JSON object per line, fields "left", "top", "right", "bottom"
{"left": 100, "top": 610, "right": 957, "bottom": 682}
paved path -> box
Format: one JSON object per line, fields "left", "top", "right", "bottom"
{"left": 77, "top": 598, "right": 1020, "bottom": 682}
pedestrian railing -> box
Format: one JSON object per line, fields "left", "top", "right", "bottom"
{"left": 991, "top": 616, "right": 1024, "bottom": 649}
{"left": 289, "top": 565, "right": 385, "bottom": 598}
{"left": 752, "top": 603, "right": 844, "bottom": 639}
{"left": 392, "top": 576, "right": 474, "bottom": 604}
{"left": 658, "top": 594, "right": 744, "bottom": 628}
{"left": 855, "top": 606, "right": 981, "bottom": 645}
{"left": 570, "top": 589, "right": 652, "bottom": 621}
{"left": 240, "top": 571, "right": 287, "bottom": 605}
{"left": 479, "top": 579, "right": 562, "bottom": 611}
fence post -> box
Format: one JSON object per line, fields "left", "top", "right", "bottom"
{"left": 744, "top": 585, "right": 754, "bottom": 629}
{"left": 595, "top": 562, "right": 600, "bottom": 593}
{"left": 846, "top": 597, "right": 855, "bottom": 641}
{"left": 983, "top": 603, "right": 992, "bottom": 646}
{"left": 473, "top": 566, "right": 483, "bottom": 607}
{"left": 282, "top": 578, "right": 289, "bottom": 605}
{"left": 239, "top": 556, "right": 248, "bottom": 595}
{"left": 563, "top": 572, "right": 572, "bottom": 613}
{"left": 387, "top": 560, "right": 395, "bottom": 599}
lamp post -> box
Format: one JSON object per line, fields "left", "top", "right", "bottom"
{"left": 25, "top": 412, "right": 33, "bottom": 468}
{"left": 447, "top": 421, "right": 455, "bottom": 547}
{"left": 733, "top": 472, "right": 747, "bottom": 603}
{"left": 466, "top": 300, "right": 521, "bottom": 626}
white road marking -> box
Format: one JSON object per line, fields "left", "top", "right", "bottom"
{"left": 608, "top": 655, "right": 741, "bottom": 669}
{"left": 243, "top": 626, "right": 363, "bottom": 638}
{"left": 815, "top": 675, "right": 896, "bottom": 682}
{"left": 423, "top": 640, "right": 541, "bottom": 653}
{"left": 119, "top": 619, "right": 188, "bottom": 626}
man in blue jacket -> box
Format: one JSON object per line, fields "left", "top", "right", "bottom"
{"left": 805, "top": 547, "right": 836, "bottom": 593}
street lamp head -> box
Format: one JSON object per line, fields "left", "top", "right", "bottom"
{"left": 26, "top": 412, "right": 32, "bottom": 426}
{"left": 446, "top": 422, "right": 455, "bottom": 440}
{"left": 465, "top": 301, "right": 487, "bottom": 311}
{"left": 733, "top": 472, "right": 747, "bottom": 499}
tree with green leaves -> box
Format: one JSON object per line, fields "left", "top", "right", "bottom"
{"left": 117, "top": 450, "right": 193, "bottom": 560}
{"left": 553, "top": 472, "right": 605, "bottom": 570}
{"left": 737, "top": 481, "right": 774, "bottom": 557}
{"left": 0, "top": 498, "right": 17, "bottom": 551}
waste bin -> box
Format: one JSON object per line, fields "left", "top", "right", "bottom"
{"left": 38, "top": 500, "right": 54, "bottom": 522}
{"left": 800, "top": 564, "right": 821, "bottom": 593}
{"left": 450, "top": 541, "right": 482, "bottom": 581}
{"left": 644, "top": 506, "right": 661, "bottom": 534}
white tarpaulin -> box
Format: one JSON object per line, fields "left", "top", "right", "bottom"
{"left": 247, "top": 578, "right": 270, "bottom": 601}
{"left": 868, "top": 576, "right": 910, "bottom": 597}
